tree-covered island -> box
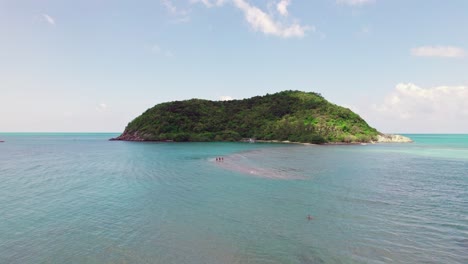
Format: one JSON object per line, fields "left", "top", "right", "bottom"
{"left": 112, "top": 91, "right": 411, "bottom": 144}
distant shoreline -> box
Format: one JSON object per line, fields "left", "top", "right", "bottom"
{"left": 110, "top": 134, "right": 413, "bottom": 145}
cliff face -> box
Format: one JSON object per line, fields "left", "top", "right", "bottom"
{"left": 112, "top": 90, "right": 404, "bottom": 144}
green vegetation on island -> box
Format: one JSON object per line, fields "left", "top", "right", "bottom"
{"left": 113, "top": 91, "right": 380, "bottom": 144}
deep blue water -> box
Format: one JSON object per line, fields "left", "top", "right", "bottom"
{"left": 0, "top": 133, "right": 467, "bottom": 263}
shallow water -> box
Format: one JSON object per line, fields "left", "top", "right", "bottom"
{"left": 0, "top": 133, "right": 467, "bottom": 263}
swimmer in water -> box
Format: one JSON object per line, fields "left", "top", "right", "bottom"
{"left": 307, "top": 215, "right": 313, "bottom": 220}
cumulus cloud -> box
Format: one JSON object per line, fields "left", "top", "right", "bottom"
{"left": 277, "top": 0, "right": 291, "bottom": 17}
{"left": 337, "top": 0, "right": 375, "bottom": 6}
{"left": 368, "top": 83, "right": 468, "bottom": 132}
{"left": 219, "top": 96, "right": 234, "bottom": 101}
{"left": 191, "top": 0, "right": 311, "bottom": 38}
{"left": 232, "top": 0, "right": 311, "bottom": 38}
{"left": 42, "top": 14, "right": 55, "bottom": 25}
{"left": 411, "top": 46, "right": 466, "bottom": 58}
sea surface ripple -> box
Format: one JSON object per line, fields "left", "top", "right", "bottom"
{"left": 0, "top": 133, "right": 467, "bottom": 263}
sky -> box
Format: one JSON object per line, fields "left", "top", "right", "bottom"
{"left": 1, "top": 0, "right": 467, "bottom": 133}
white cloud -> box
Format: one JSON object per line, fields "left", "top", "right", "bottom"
{"left": 232, "top": 0, "right": 311, "bottom": 38}
{"left": 368, "top": 83, "right": 468, "bottom": 132}
{"left": 411, "top": 46, "right": 466, "bottom": 58}
{"left": 360, "top": 25, "right": 371, "bottom": 34}
{"left": 151, "top": 44, "right": 174, "bottom": 57}
{"left": 342, "top": 104, "right": 360, "bottom": 114}
{"left": 161, "top": 0, "right": 190, "bottom": 22}
{"left": 96, "top": 103, "right": 108, "bottom": 112}
{"left": 277, "top": 0, "right": 291, "bottom": 17}
{"left": 337, "top": 0, "right": 375, "bottom": 6}
{"left": 191, "top": 0, "right": 311, "bottom": 38}
{"left": 220, "top": 96, "right": 234, "bottom": 101}
{"left": 42, "top": 14, "right": 55, "bottom": 25}
{"left": 161, "top": 0, "right": 185, "bottom": 15}
{"left": 191, "top": 0, "right": 226, "bottom": 7}
{"left": 151, "top": 45, "right": 161, "bottom": 54}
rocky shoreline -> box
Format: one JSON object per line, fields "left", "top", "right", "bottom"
{"left": 255, "top": 134, "right": 413, "bottom": 145}
{"left": 375, "top": 134, "right": 413, "bottom": 143}
{"left": 111, "top": 132, "right": 412, "bottom": 144}
{"left": 110, "top": 131, "right": 146, "bottom": 141}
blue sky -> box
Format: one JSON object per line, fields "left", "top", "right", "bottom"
{"left": 1, "top": 0, "right": 467, "bottom": 133}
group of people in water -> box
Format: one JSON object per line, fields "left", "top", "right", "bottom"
{"left": 215, "top": 157, "right": 224, "bottom": 162}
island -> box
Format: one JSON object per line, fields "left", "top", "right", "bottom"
{"left": 112, "top": 90, "right": 411, "bottom": 144}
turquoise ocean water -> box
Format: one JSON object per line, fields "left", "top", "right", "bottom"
{"left": 0, "top": 133, "right": 467, "bottom": 263}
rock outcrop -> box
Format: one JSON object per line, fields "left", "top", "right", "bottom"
{"left": 110, "top": 131, "right": 145, "bottom": 141}
{"left": 376, "top": 134, "right": 413, "bottom": 143}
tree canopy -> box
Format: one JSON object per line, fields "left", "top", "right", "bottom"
{"left": 114, "top": 90, "right": 379, "bottom": 143}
